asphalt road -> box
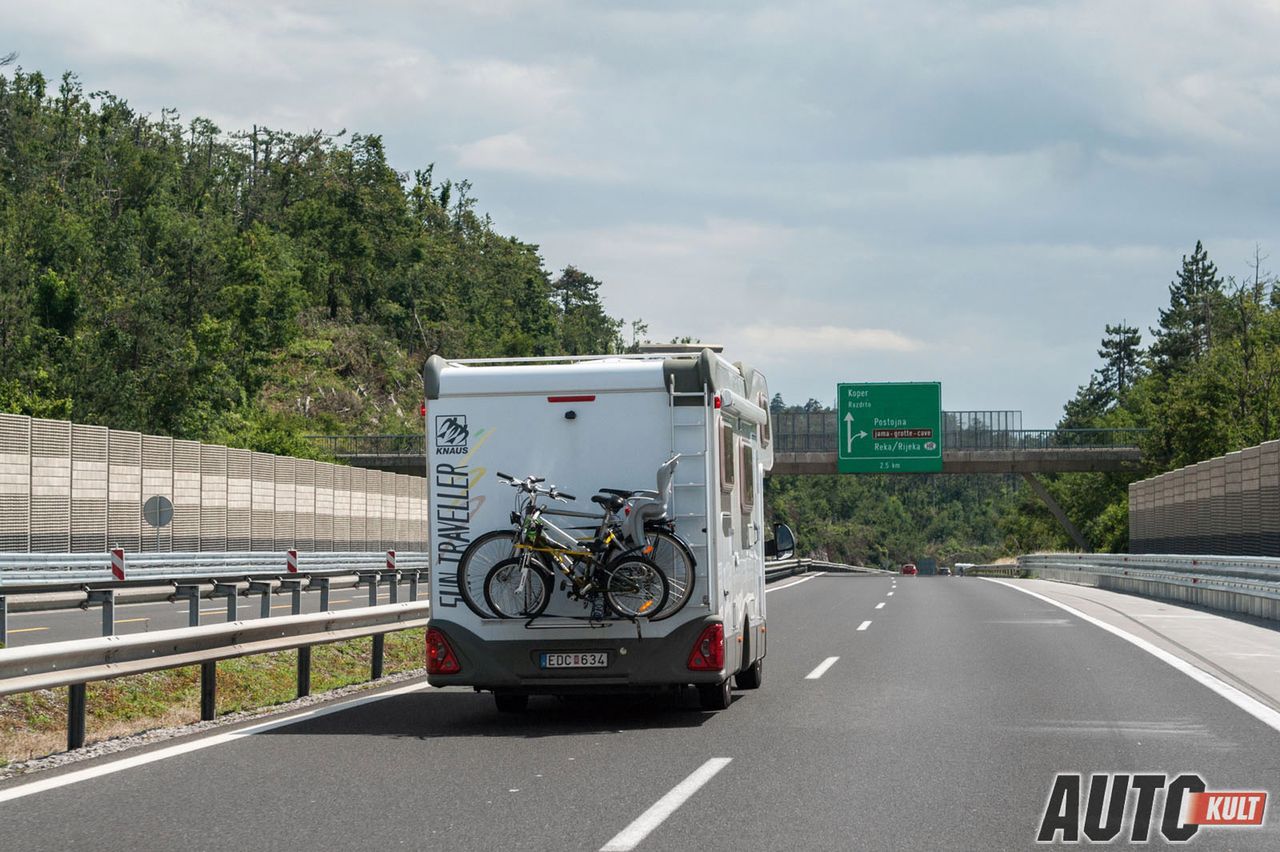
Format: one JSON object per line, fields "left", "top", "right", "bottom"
{"left": 1, "top": 573, "right": 1278, "bottom": 850}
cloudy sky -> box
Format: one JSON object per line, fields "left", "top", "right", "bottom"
{"left": 7, "top": 0, "right": 1280, "bottom": 424}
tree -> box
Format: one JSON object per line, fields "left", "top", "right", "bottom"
{"left": 1095, "top": 322, "right": 1142, "bottom": 399}
{"left": 1149, "top": 240, "right": 1225, "bottom": 375}
{"left": 552, "top": 266, "right": 623, "bottom": 354}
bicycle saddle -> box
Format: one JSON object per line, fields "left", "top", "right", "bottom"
{"left": 591, "top": 494, "right": 626, "bottom": 512}
{"left": 598, "top": 488, "right": 634, "bottom": 498}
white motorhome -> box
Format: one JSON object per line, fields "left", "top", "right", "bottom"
{"left": 422, "top": 348, "right": 793, "bottom": 711}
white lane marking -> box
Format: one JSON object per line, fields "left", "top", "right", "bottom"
{"left": 764, "top": 571, "right": 826, "bottom": 594}
{"left": 600, "top": 757, "right": 733, "bottom": 851}
{"left": 805, "top": 656, "right": 840, "bottom": 679}
{"left": 886, "top": 591, "right": 894, "bottom": 597}
{"left": 875, "top": 602, "right": 885, "bottom": 610}
{"left": 987, "top": 580, "right": 1280, "bottom": 734}
{"left": 857, "top": 620, "right": 872, "bottom": 631}
{"left": 0, "top": 681, "right": 431, "bottom": 803}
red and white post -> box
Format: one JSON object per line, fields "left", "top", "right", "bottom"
{"left": 286, "top": 549, "right": 299, "bottom": 574}
{"left": 110, "top": 548, "right": 126, "bottom": 581}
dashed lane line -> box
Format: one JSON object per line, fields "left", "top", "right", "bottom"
{"left": 599, "top": 758, "right": 733, "bottom": 851}
{"left": 805, "top": 656, "right": 840, "bottom": 679}
{"left": 875, "top": 602, "right": 885, "bottom": 609}
{"left": 857, "top": 620, "right": 872, "bottom": 631}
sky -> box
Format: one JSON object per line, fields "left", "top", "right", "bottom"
{"left": 6, "top": 0, "right": 1280, "bottom": 425}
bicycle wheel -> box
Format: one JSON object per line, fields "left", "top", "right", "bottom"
{"left": 484, "top": 555, "right": 552, "bottom": 619}
{"left": 457, "top": 530, "right": 519, "bottom": 618}
{"left": 630, "top": 529, "right": 696, "bottom": 620}
{"left": 603, "top": 554, "right": 669, "bottom": 619}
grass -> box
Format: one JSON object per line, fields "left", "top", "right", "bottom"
{"left": 0, "top": 628, "right": 426, "bottom": 766}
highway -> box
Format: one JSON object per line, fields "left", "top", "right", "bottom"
{"left": 1, "top": 573, "right": 1277, "bottom": 850}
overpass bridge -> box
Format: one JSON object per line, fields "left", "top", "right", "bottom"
{"left": 307, "top": 418, "right": 1145, "bottom": 478}
{"left": 308, "top": 414, "right": 1145, "bottom": 551}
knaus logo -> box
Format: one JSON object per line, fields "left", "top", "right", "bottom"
{"left": 1037, "top": 773, "right": 1267, "bottom": 844}
{"left": 434, "top": 415, "right": 468, "bottom": 455}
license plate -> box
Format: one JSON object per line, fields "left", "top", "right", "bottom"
{"left": 539, "top": 651, "right": 609, "bottom": 669}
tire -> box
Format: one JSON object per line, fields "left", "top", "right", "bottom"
{"left": 603, "top": 554, "right": 669, "bottom": 619}
{"left": 457, "top": 530, "right": 520, "bottom": 618}
{"left": 628, "top": 529, "right": 696, "bottom": 620}
{"left": 697, "top": 678, "right": 732, "bottom": 711}
{"left": 483, "top": 555, "right": 552, "bottom": 619}
{"left": 735, "top": 657, "right": 763, "bottom": 690}
{"left": 494, "top": 692, "right": 528, "bottom": 713}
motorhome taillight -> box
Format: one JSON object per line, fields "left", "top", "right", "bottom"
{"left": 426, "top": 627, "right": 461, "bottom": 674}
{"left": 419, "top": 402, "right": 426, "bottom": 416}
{"left": 713, "top": 394, "right": 722, "bottom": 409}
{"left": 547, "top": 395, "right": 596, "bottom": 403}
{"left": 687, "top": 623, "right": 725, "bottom": 671}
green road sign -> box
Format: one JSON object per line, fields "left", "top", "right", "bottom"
{"left": 838, "top": 382, "right": 942, "bottom": 473}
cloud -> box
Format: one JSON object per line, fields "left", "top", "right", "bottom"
{"left": 453, "top": 132, "right": 624, "bottom": 181}
{"left": 741, "top": 325, "right": 923, "bottom": 355}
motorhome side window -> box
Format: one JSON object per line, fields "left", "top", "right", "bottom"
{"left": 757, "top": 393, "right": 771, "bottom": 449}
{"left": 740, "top": 443, "right": 755, "bottom": 548}
{"left": 720, "top": 423, "right": 736, "bottom": 492}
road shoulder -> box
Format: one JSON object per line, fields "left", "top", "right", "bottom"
{"left": 995, "top": 578, "right": 1280, "bottom": 716}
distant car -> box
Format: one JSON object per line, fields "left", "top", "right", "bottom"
{"left": 901, "top": 563, "right": 918, "bottom": 575}
{"left": 938, "top": 566, "right": 952, "bottom": 576}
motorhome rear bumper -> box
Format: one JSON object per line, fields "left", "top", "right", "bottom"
{"left": 426, "top": 615, "right": 730, "bottom": 692}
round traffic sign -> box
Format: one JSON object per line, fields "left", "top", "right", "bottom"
{"left": 143, "top": 495, "right": 174, "bottom": 528}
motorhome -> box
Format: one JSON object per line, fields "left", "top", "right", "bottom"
{"left": 422, "top": 347, "right": 793, "bottom": 711}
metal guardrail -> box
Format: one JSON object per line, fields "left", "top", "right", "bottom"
{"left": 0, "top": 550, "right": 430, "bottom": 647}
{"left": 963, "top": 564, "right": 1027, "bottom": 578}
{"left": 1019, "top": 553, "right": 1280, "bottom": 586}
{"left": 764, "top": 558, "right": 890, "bottom": 581}
{"left": 0, "top": 550, "right": 429, "bottom": 589}
{"left": 0, "top": 600, "right": 429, "bottom": 751}
{"left": 1017, "top": 553, "right": 1280, "bottom": 623}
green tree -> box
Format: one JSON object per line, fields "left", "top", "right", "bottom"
{"left": 1149, "top": 240, "right": 1225, "bottom": 375}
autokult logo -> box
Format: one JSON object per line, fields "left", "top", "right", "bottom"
{"left": 434, "top": 415, "right": 468, "bottom": 455}
{"left": 1037, "top": 773, "right": 1267, "bottom": 843}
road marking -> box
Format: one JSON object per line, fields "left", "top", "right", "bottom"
{"left": 599, "top": 757, "right": 733, "bottom": 851}
{"left": 0, "top": 681, "right": 433, "bottom": 803}
{"left": 857, "top": 620, "right": 871, "bottom": 631}
{"left": 805, "top": 656, "right": 840, "bottom": 679}
{"left": 4, "top": 626, "right": 49, "bottom": 634}
{"left": 875, "top": 602, "right": 885, "bottom": 609}
{"left": 113, "top": 617, "right": 148, "bottom": 625}
{"left": 764, "top": 571, "right": 826, "bottom": 594}
{"left": 886, "top": 591, "right": 894, "bottom": 596}
{"left": 988, "top": 580, "right": 1280, "bottom": 734}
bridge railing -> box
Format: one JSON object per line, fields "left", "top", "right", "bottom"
{"left": 308, "top": 424, "right": 1148, "bottom": 459}
{"left": 770, "top": 412, "right": 1147, "bottom": 454}
{"left": 307, "top": 434, "right": 425, "bottom": 457}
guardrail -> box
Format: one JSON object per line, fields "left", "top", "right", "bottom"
{"left": 0, "top": 550, "right": 429, "bottom": 647}
{"left": 0, "top": 601, "right": 428, "bottom": 751}
{"left": 1018, "top": 553, "right": 1280, "bottom": 622}
{"left": 764, "top": 558, "right": 889, "bottom": 581}
{"left": 963, "top": 564, "right": 1028, "bottom": 578}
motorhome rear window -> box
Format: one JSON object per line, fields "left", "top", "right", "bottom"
{"left": 740, "top": 444, "right": 755, "bottom": 509}
{"left": 720, "top": 424, "right": 736, "bottom": 492}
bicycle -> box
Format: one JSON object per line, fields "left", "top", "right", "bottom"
{"left": 455, "top": 459, "right": 697, "bottom": 621}
{"left": 476, "top": 473, "right": 669, "bottom": 620}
